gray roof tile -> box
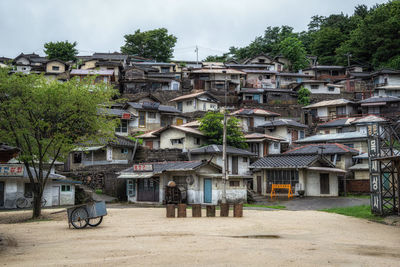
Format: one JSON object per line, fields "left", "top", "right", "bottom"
{"left": 190, "top": 145, "right": 256, "bottom": 156}
{"left": 251, "top": 154, "right": 320, "bottom": 168}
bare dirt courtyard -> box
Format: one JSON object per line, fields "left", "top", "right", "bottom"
{"left": 1, "top": 206, "right": 400, "bottom": 266}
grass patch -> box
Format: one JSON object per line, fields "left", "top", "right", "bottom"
{"left": 345, "top": 194, "right": 370, "bottom": 199}
{"left": 244, "top": 204, "right": 286, "bottom": 210}
{"left": 320, "top": 205, "right": 383, "bottom": 222}
{"left": 95, "top": 189, "right": 103, "bottom": 195}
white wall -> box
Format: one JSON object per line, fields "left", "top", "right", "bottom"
{"left": 302, "top": 171, "right": 338, "bottom": 197}
{"left": 303, "top": 83, "right": 340, "bottom": 94}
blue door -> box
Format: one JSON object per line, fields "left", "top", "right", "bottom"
{"left": 253, "top": 94, "right": 261, "bottom": 103}
{"left": 204, "top": 178, "right": 212, "bottom": 203}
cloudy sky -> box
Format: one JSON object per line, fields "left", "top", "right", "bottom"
{"left": 0, "top": 0, "right": 388, "bottom": 61}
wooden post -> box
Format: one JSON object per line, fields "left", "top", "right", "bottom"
{"left": 192, "top": 204, "right": 202, "bottom": 217}
{"left": 166, "top": 204, "right": 175, "bottom": 218}
{"left": 220, "top": 203, "right": 229, "bottom": 217}
{"left": 206, "top": 205, "right": 216, "bottom": 217}
{"left": 177, "top": 204, "right": 187, "bottom": 218}
{"left": 233, "top": 203, "right": 243, "bottom": 217}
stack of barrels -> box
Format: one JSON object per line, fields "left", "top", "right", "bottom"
{"left": 166, "top": 203, "right": 243, "bottom": 218}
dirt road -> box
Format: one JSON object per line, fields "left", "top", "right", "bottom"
{"left": 1, "top": 207, "right": 399, "bottom": 266}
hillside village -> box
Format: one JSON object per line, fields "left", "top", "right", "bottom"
{"left": 1, "top": 51, "right": 399, "bottom": 207}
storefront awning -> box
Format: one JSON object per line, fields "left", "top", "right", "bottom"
{"left": 307, "top": 167, "right": 346, "bottom": 174}
{"left": 117, "top": 172, "right": 154, "bottom": 179}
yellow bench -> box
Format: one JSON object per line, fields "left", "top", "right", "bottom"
{"left": 270, "top": 184, "right": 294, "bottom": 200}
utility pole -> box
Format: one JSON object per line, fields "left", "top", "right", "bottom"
{"left": 195, "top": 45, "right": 199, "bottom": 66}
{"left": 345, "top": 52, "right": 352, "bottom": 67}
{"left": 222, "top": 71, "right": 227, "bottom": 204}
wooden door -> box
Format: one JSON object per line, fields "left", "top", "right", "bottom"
{"left": 138, "top": 111, "right": 146, "bottom": 127}
{"left": 257, "top": 176, "right": 262, "bottom": 194}
{"left": 249, "top": 118, "right": 254, "bottom": 128}
{"left": 0, "top": 182, "right": 4, "bottom": 207}
{"left": 138, "top": 178, "right": 159, "bottom": 202}
{"left": 52, "top": 186, "right": 60, "bottom": 206}
{"left": 204, "top": 178, "right": 212, "bottom": 203}
{"left": 145, "top": 141, "right": 153, "bottom": 149}
{"left": 291, "top": 130, "right": 298, "bottom": 141}
{"left": 320, "top": 174, "right": 330, "bottom": 194}
{"left": 232, "top": 156, "right": 238, "bottom": 175}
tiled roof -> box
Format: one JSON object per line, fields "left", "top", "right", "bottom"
{"left": 182, "top": 120, "right": 200, "bottom": 127}
{"left": 92, "top": 52, "right": 128, "bottom": 61}
{"left": 169, "top": 91, "right": 218, "bottom": 102}
{"left": 97, "top": 108, "right": 136, "bottom": 118}
{"left": 318, "top": 115, "right": 387, "bottom": 128}
{"left": 304, "top": 99, "right": 354, "bottom": 109}
{"left": 348, "top": 163, "right": 369, "bottom": 170}
{"left": 190, "top": 145, "right": 256, "bottom": 156}
{"left": 154, "top": 125, "right": 204, "bottom": 136}
{"left": 79, "top": 134, "right": 136, "bottom": 148}
{"left": 244, "top": 133, "right": 284, "bottom": 142}
{"left": 191, "top": 68, "right": 246, "bottom": 74}
{"left": 230, "top": 108, "right": 280, "bottom": 117}
{"left": 127, "top": 102, "right": 182, "bottom": 114}
{"left": 296, "top": 132, "right": 367, "bottom": 143}
{"left": 0, "top": 143, "right": 20, "bottom": 152}
{"left": 251, "top": 154, "right": 320, "bottom": 168}
{"left": 136, "top": 130, "right": 159, "bottom": 139}
{"left": 259, "top": 119, "right": 307, "bottom": 129}
{"left": 285, "top": 143, "right": 359, "bottom": 155}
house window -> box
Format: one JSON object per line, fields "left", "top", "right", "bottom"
{"left": 258, "top": 59, "right": 265, "bottom": 63}
{"left": 229, "top": 180, "right": 240, "bottom": 187}
{"left": 311, "top": 85, "right": 319, "bottom": 89}
{"left": 52, "top": 66, "right": 60, "bottom": 71}
{"left": 215, "top": 83, "right": 224, "bottom": 90}
{"left": 299, "top": 131, "right": 305, "bottom": 139}
{"left": 328, "top": 87, "right": 335, "bottom": 91}
{"left": 242, "top": 157, "right": 248, "bottom": 163}
{"left": 332, "top": 71, "right": 339, "bottom": 76}
{"left": 161, "top": 67, "right": 170, "bottom": 73}
{"left": 172, "top": 83, "right": 179, "bottom": 90}
{"left": 245, "top": 96, "right": 253, "bottom": 100}
{"left": 171, "top": 138, "right": 183, "bottom": 145}
{"left": 336, "top": 106, "right": 346, "bottom": 116}
{"left": 73, "top": 152, "right": 82, "bottom": 163}
{"left": 273, "top": 142, "right": 279, "bottom": 149}
{"left": 324, "top": 130, "right": 330, "bottom": 134}
{"left": 330, "top": 154, "right": 342, "bottom": 162}
{"left": 194, "top": 137, "right": 201, "bottom": 145}
{"left": 61, "top": 185, "right": 71, "bottom": 192}
{"left": 203, "top": 103, "right": 206, "bottom": 111}
{"left": 127, "top": 179, "right": 136, "bottom": 196}
{"left": 138, "top": 111, "right": 146, "bottom": 127}
{"left": 186, "top": 100, "right": 192, "bottom": 106}
{"left": 210, "top": 104, "right": 216, "bottom": 109}
{"left": 115, "top": 119, "right": 128, "bottom": 133}
{"left": 264, "top": 75, "right": 271, "bottom": 79}
{"left": 121, "top": 148, "right": 129, "bottom": 154}
{"left": 148, "top": 112, "right": 156, "bottom": 119}
{"left": 231, "top": 75, "right": 238, "bottom": 79}
{"left": 344, "top": 143, "right": 354, "bottom": 148}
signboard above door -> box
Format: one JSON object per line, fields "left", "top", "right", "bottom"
{"left": 133, "top": 164, "right": 153, "bottom": 172}
{"left": 0, "top": 164, "right": 24, "bottom": 176}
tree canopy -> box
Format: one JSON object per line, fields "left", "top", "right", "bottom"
{"left": 199, "top": 112, "right": 247, "bottom": 149}
{"left": 279, "top": 37, "right": 308, "bottom": 72}
{"left": 44, "top": 41, "right": 78, "bottom": 61}
{"left": 203, "top": 1, "right": 400, "bottom": 70}
{"left": 121, "top": 28, "right": 177, "bottom": 62}
{"left": 297, "top": 87, "right": 311, "bottom": 106}
{"left": 0, "top": 68, "right": 118, "bottom": 218}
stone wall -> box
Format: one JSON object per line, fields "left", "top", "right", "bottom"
{"left": 134, "top": 147, "right": 188, "bottom": 162}
{"left": 346, "top": 179, "right": 370, "bottom": 193}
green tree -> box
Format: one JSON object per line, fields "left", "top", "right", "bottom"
{"left": 297, "top": 87, "right": 311, "bottom": 106}
{"left": 199, "top": 112, "right": 247, "bottom": 149}
{"left": 336, "top": 1, "right": 400, "bottom": 68}
{"left": 44, "top": 41, "right": 78, "bottom": 61}
{"left": 121, "top": 28, "right": 177, "bottom": 62}
{"left": 279, "top": 37, "right": 308, "bottom": 72}
{"left": 311, "top": 27, "right": 345, "bottom": 65}
{"left": 0, "top": 68, "right": 118, "bottom": 218}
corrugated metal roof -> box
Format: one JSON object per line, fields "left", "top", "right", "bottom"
{"left": 259, "top": 119, "right": 307, "bottom": 129}
{"left": 70, "top": 69, "right": 114, "bottom": 75}
{"left": 190, "top": 145, "right": 256, "bottom": 156}
{"left": 230, "top": 108, "right": 280, "bottom": 117}
{"left": 191, "top": 68, "right": 246, "bottom": 74}
{"left": 127, "top": 102, "right": 182, "bottom": 114}
{"left": 120, "top": 161, "right": 208, "bottom": 176}
{"left": 296, "top": 132, "right": 367, "bottom": 143}
{"left": 169, "top": 91, "right": 219, "bottom": 102}
{"left": 358, "top": 96, "right": 400, "bottom": 103}
{"left": 285, "top": 143, "right": 359, "bottom": 155}
{"left": 304, "top": 99, "right": 354, "bottom": 109}
{"left": 244, "top": 133, "right": 284, "bottom": 141}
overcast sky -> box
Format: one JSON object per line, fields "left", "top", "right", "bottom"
{"left": 0, "top": 0, "right": 388, "bottom": 61}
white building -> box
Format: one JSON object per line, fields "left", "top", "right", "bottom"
{"left": 258, "top": 119, "right": 307, "bottom": 145}
{"left": 169, "top": 91, "right": 219, "bottom": 113}
{"left": 303, "top": 99, "right": 356, "bottom": 122}
{"left": 230, "top": 108, "right": 281, "bottom": 133}
{"left": 296, "top": 80, "right": 341, "bottom": 95}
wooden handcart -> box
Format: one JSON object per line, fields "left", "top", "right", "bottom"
{"left": 67, "top": 201, "right": 107, "bottom": 229}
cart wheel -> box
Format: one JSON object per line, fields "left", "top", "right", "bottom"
{"left": 16, "top": 198, "right": 28, "bottom": 209}
{"left": 88, "top": 216, "right": 103, "bottom": 227}
{"left": 70, "top": 207, "right": 89, "bottom": 229}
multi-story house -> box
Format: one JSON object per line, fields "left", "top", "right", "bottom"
{"left": 169, "top": 91, "right": 219, "bottom": 113}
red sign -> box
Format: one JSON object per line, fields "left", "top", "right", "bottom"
{"left": 0, "top": 164, "right": 24, "bottom": 176}
{"left": 133, "top": 164, "right": 153, "bottom": 172}
{"left": 122, "top": 113, "right": 131, "bottom": 119}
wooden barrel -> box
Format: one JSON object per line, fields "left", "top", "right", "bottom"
{"left": 206, "top": 205, "right": 216, "bottom": 217}
{"left": 233, "top": 203, "right": 243, "bottom": 217}
{"left": 220, "top": 203, "right": 229, "bottom": 217}
{"left": 192, "top": 204, "right": 202, "bottom": 217}
{"left": 166, "top": 204, "right": 175, "bottom": 218}
{"left": 177, "top": 204, "right": 187, "bottom": 218}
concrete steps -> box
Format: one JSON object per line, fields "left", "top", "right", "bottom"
{"left": 76, "top": 184, "right": 117, "bottom": 203}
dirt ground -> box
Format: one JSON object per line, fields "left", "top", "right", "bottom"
{"left": 1, "top": 206, "right": 400, "bottom": 266}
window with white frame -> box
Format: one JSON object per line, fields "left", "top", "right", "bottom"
{"left": 311, "top": 84, "right": 319, "bottom": 89}
{"left": 121, "top": 148, "right": 129, "bottom": 154}
{"left": 148, "top": 112, "right": 156, "bottom": 119}
{"left": 61, "top": 185, "right": 71, "bottom": 192}
{"left": 171, "top": 138, "right": 184, "bottom": 145}
{"left": 186, "top": 100, "right": 192, "bottom": 106}
{"left": 115, "top": 119, "right": 128, "bottom": 133}
{"left": 52, "top": 66, "right": 60, "bottom": 71}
